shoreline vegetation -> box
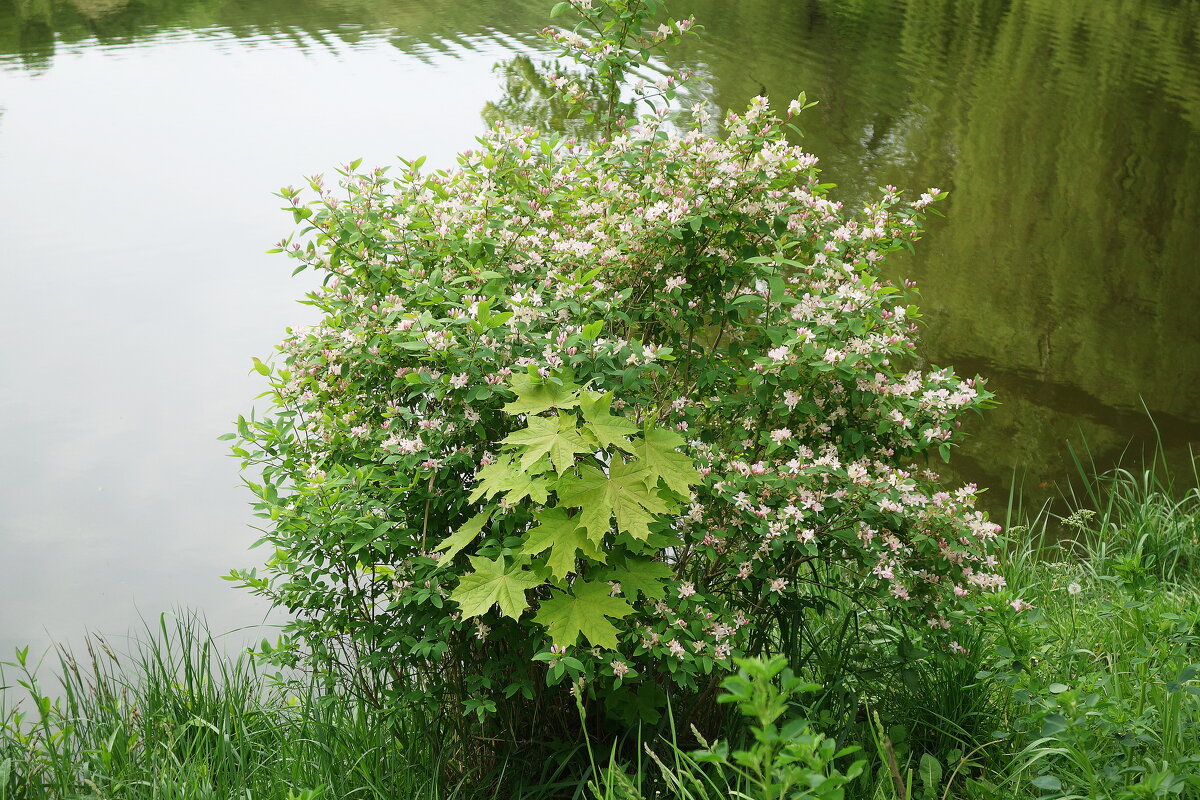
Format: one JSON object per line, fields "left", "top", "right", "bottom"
{"left": 4, "top": 450, "right": 1199, "bottom": 799}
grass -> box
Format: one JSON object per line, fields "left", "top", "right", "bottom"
{"left": 5, "top": 448, "right": 1200, "bottom": 799}
{"left": 971, "top": 444, "right": 1200, "bottom": 799}
{"left": 0, "top": 615, "right": 450, "bottom": 800}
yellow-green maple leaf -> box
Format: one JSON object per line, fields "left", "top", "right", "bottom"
{"left": 521, "top": 507, "right": 606, "bottom": 580}
{"left": 502, "top": 413, "right": 590, "bottom": 474}
{"left": 600, "top": 557, "right": 673, "bottom": 600}
{"left": 503, "top": 372, "right": 582, "bottom": 416}
{"left": 451, "top": 556, "right": 543, "bottom": 619}
{"left": 468, "top": 455, "right": 551, "bottom": 504}
{"left": 556, "top": 458, "right": 672, "bottom": 543}
{"left": 579, "top": 391, "right": 637, "bottom": 453}
{"left": 433, "top": 507, "right": 493, "bottom": 564}
{"left": 534, "top": 580, "right": 632, "bottom": 649}
{"left": 633, "top": 427, "right": 701, "bottom": 496}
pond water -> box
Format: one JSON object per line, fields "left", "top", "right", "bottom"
{"left": 1, "top": 0, "right": 1198, "bottom": 655}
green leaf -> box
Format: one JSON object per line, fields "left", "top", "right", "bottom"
{"left": 521, "top": 508, "right": 606, "bottom": 580}
{"left": 1040, "top": 713, "right": 1068, "bottom": 737}
{"left": 550, "top": 1, "right": 570, "bottom": 17}
{"left": 534, "top": 581, "right": 632, "bottom": 649}
{"left": 502, "top": 413, "right": 590, "bottom": 474}
{"left": 251, "top": 357, "right": 270, "bottom": 376}
{"left": 917, "top": 754, "right": 943, "bottom": 790}
{"left": 557, "top": 458, "right": 671, "bottom": 543}
{"left": 1030, "top": 775, "right": 1062, "bottom": 792}
{"left": 633, "top": 427, "right": 701, "bottom": 496}
{"left": 451, "top": 556, "right": 542, "bottom": 620}
{"left": 469, "top": 456, "right": 551, "bottom": 505}
{"left": 581, "top": 320, "right": 604, "bottom": 340}
{"left": 503, "top": 372, "right": 582, "bottom": 415}
{"left": 602, "top": 557, "right": 672, "bottom": 600}
{"left": 579, "top": 392, "right": 637, "bottom": 453}
{"left": 434, "top": 508, "right": 494, "bottom": 564}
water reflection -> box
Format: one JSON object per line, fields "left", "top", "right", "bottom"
{"left": 0, "top": 0, "right": 1197, "bottom": 651}
{"left": 0, "top": 0, "right": 550, "bottom": 73}
{"left": 675, "top": 0, "right": 1200, "bottom": 502}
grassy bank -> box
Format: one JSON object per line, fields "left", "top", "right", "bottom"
{"left": 4, "top": 456, "right": 1200, "bottom": 799}
{"left": 0, "top": 616, "right": 448, "bottom": 800}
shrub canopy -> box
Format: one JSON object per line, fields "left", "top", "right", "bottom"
{"left": 233, "top": 92, "right": 999, "bottom": 732}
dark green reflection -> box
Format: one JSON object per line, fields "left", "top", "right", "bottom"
{"left": 0, "top": 0, "right": 553, "bottom": 70}
{"left": 673, "top": 0, "right": 1200, "bottom": 501}
{"left": 2, "top": 0, "right": 1198, "bottom": 509}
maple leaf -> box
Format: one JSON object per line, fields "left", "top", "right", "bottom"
{"left": 601, "top": 557, "right": 673, "bottom": 600}
{"left": 521, "top": 507, "right": 606, "bottom": 580}
{"left": 434, "top": 507, "right": 493, "bottom": 564}
{"left": 534, "top": 580, "right": 633, "bottom": 649}
{"left": 556, "top": 458, "right": 672, "bottom": 543}
{"left": 579, "top": 391, "right": 637, "bottom": 453}
{"left": 468, "top": 455, "right": 551, "bottom": 505}
{"left": 503, "top": 372, "right": 582, "bottom": 416}
{"left": 450, "top": 556, "right": 543, "bottom": 620}
{"left": 633, "top": 427, "right": 702, "bottom": 496}
{"left": 502, "top": 413, "right": 591, "bottom": 474}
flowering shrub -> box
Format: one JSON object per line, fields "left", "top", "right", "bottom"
{"left": 230, "top": 1, "right": 1000, "bottom": 742}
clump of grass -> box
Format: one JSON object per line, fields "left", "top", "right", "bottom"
{"left": 1060, "top": 429, "right": 1200, "bottom": 584}
{"left": 0, "top": 613, "right": 447, "bottom": 800}
{"left": 973, "top": 442, "right": 1200, "bottom": 799}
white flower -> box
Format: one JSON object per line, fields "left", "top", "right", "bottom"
{"left": 1067, "top": 582, "right": 1082, "bottom": 597}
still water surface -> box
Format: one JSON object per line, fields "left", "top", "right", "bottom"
{"left": 1, "top": 0, "right": 1198, "bottom": 653}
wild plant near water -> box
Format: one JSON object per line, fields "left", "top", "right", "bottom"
{"left": 0, "top": 615, "right": 436, "bottom": 800}
{"left": 689, "top": 655, "right": 865, "bottom": 799}
{"left": 227, "top": 0, "right": 999, "bottom": 751}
